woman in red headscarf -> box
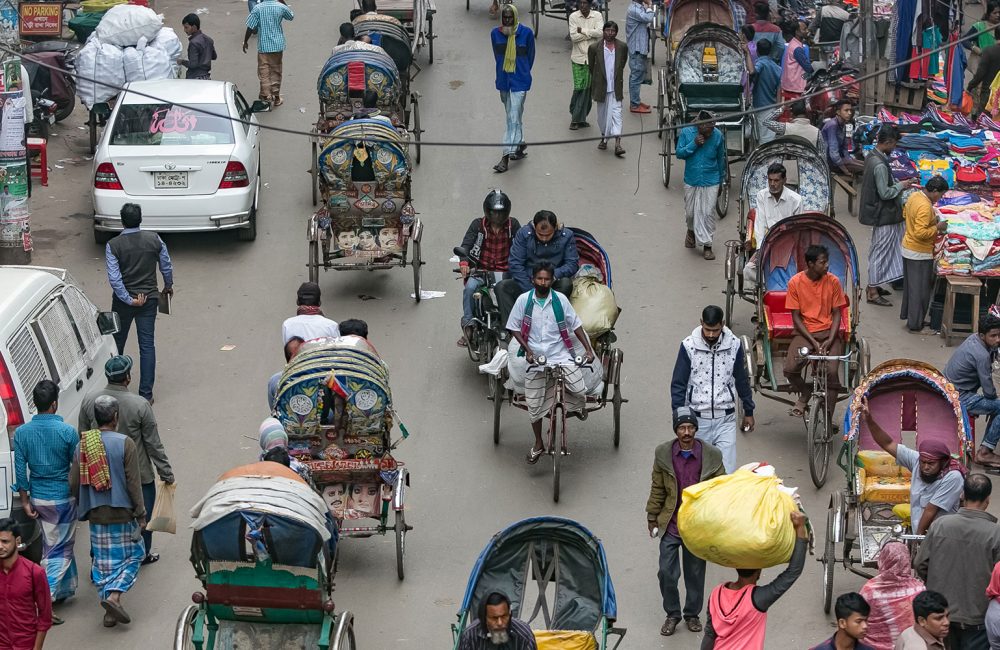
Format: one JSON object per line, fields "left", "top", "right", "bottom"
{"left": 859, "top": 542, "right": 925, "bottom": 650}
{"left": 986, "top": 561, "right": 1000, "bottom": 647}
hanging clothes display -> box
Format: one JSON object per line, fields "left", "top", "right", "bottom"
{"left": 944, "top": 32, "right": 967, "bottom": 107}
{"left": 889, "top": 0, "right": 919, "bottom": 83}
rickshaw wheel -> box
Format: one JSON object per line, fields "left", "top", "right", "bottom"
{"left": 807, "top": 399, "right": 831, "bottom": 488}
{"left": 531, "top": 0, "right": 540, "bottom": 35}
{"left": 412, "top": 236, "right": 422, "bottom": 302}
{"left": 740, "top": 335, "right": 756, "bottom": 386}
{"left": 173, "top": 605, "right": 197, "bottom": 650}
{"left": 716, "top": 166, "right": 731, "bottom": 218}
{"left": 655, "top": 71, "right": 663, "bottom": 140}
{"left": 308, "top": 240, "right": 320, "bottom": 284}
{"left": 724, "top": 275, "right": 736, "bottom": 326}
{"left": 823, "top": 507, "right": 836, "bottom": 614}
{"left": 412, "top": 95, "right": 422, "bottom": 165}
{"left": 661, "top": 110, "right": 673, "bottom": 188}
{"left": 492, "top": 381, "right": 503, "bottom": 444}
{"left": 395, "top": 510, "right": 407, "bottom": 580}
{"left": 856, "top": 336, "right": 871, "bottom": 385}
{"left": 612, "top": 382, "right": 622, "bottom": 448}
{"left": 311, "top": 136, "right": 318, "bottom": 206}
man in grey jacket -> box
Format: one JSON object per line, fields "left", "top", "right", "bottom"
{"left": 944, "top": 313, "right": 1000, "bottom": 468}
{"left": 79, "top": 355, "right": 173, "bottom": 565}
{"left": 915, "top": 474, "right": 1000, "bottom": 649}
{"left": 670, "top": 305, "right": 755, "bottom": 472}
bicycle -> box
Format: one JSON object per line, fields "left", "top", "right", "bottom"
{"left": 796, "top": 346, "right": 853, "bottom": 488}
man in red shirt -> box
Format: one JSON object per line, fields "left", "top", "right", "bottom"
{"left": 0, "top": 518, "right": 53, "bottom": 650}
{"left": 783, "top": 244, "right": 847, "bottom": 420}
{"left": 457, "top": 189, "right": 521, "bottom": 346}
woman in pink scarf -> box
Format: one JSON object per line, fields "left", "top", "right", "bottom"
{"left": 858, "top": 542, "right": 924, "bottom": 650}
{"left": 986, "top": 562, "right": 1000, "bottom": 648}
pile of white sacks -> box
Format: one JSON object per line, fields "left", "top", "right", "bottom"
{"left": 76, "top": 4, "right": 182, "bottom": 109}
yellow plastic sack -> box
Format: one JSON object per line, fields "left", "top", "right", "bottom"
{"left": 857, "top": 450, "right": 910, "bottom": 478}
{"left": 570, "top": 276, "right": 618, "bottom": 338}
{"left": 677, "top": 469, "right": 796, "bottom": 569}
{"left": 862, "top": 475, "right": 910, "bottom": 504}
{"left": 533, "top": 630, "right": 597, "bottom": 650}
{"left": 892, "top": 503, "right": 911, "bottom": 527}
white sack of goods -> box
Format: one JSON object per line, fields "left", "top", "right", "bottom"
{"left": 138, "top": 41, "right": 173, "bottom": 81}
{"left": 76, "top": 38, "right": 126, "bottom": 109}
{"left": 149, "top": 27, "right": 183, "bottom": 61}
{"left": 504, "top": 339, "right": 603, "bottom": 396}
{"left": 570, "top": 275, "right": 619, "bottom": 339}
{"left": 95, "top": 4, "right": 163, "bottom": 47}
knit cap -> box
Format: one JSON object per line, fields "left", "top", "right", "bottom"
{"left": 259, "top": 417, "right": 288, "bottom": 451}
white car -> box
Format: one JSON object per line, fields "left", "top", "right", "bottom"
{"left": 92, "top": 79, "right": 266, "bottom": 244}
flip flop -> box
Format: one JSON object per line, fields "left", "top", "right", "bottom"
{"left": 101, "top": 600, "right": 131, "bottom": 625}
{"left": 788, "top": 401, "right": 807, "bottom": 418}
{"left": 876, "top": 286, "right": 892, "bottom": 296}
{"left": 525, "top": 446, "right": 544, "bottom": 465}
{"left": 141, "top": 553, "right": 160, "bottom": 566}
{"left": 457, "top": 336, "right": 468, "bottom": 348}
{"left": 866, "top": 295, "right": 892, "bottom": 307}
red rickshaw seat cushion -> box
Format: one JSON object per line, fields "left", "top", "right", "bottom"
{"left": 763, "top": 290, "right": 850, "bottom": 339}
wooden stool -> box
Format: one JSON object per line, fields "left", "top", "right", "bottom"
{"left": 941, "top": 276, "right": 983, "bottom": 346}
{"left": 832, "top": 174, "right": 857, "bottom": 217}
{"left": 27, "top": 137, "right": 48, "bottom": 187}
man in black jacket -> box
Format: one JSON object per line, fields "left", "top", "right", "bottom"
{"left": 105, "top": 203, "right": 174, "bottom": 401}
{"left": 457, "top": 190, "right": 520, "bottom": 346}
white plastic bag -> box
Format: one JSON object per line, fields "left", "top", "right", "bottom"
{"left": 139, "top": 43, "right": 172, "bottom": 80}
{"left": 76, "top": 38, "right": 126, "bottom": 108}
{"left": 95, "top": 4, "right": 163, "bottom": 47}
{"left": 148, "top": 26, "right": 182, "bottom": 61}
{"left": 121, "top": 46, "right": 144, "bottom": 82}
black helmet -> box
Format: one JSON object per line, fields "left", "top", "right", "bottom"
{"left": 483, "top": 189, "right": 511, "bottom": 219}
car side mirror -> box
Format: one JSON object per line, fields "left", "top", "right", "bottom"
{"left": 250, "top": 100, "right": 271, "bottom": 113}
{"left": 96, "top": 311, "right": 120, "bottom": 336}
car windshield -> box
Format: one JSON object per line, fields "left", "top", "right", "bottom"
{"left": 110, "top": 103, "right": 235, "bottom": 146}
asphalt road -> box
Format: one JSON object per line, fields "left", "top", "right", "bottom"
{"left": 23, "top": 0, "right": 997, "bottom": 647}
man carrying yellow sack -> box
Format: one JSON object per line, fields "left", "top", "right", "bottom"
{"left": 701, "top": 511, "right": 809, "bottom": 649}
{"left": 646, "top": 407, "right": 725, "bottom": 637}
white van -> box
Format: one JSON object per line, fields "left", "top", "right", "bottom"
{"left": 0, "top": 266, "right": 119, "bottom": 558}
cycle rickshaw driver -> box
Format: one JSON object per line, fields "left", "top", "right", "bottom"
{"left": 784, "top": 244, "right": 847, "bottom": 424}
{"left": 507, "top": 262, "right": 596, "bottom": 465}
{"left": 742, "top": 162, "right": 802, "bottom": 291}
{"left": 457, "top": 189, "right": 521, "bottom": 347}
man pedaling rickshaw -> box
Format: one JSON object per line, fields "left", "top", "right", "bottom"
{"left": 457, "top": 189, "right": 521, "bottom": 347}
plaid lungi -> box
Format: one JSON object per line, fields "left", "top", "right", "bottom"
{"left": 32, "top": 497, "right": 78, "bottom": 601}
{"left": 572, "top": 63, "right": 591, "bottom": 91}
{"left": 525, "top": 365, "right": 586, "bottom": 422}
{"left": 90, "top": 521, "right": 145, "bottom": 600}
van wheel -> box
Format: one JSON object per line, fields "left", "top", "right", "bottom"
{"left": 94, "top": 229, "right": 112, "bottom": 245}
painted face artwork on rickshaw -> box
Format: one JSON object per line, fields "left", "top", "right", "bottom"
{"left": 347, "top": 482, "right": 380, "bottom": 517}
{"left": 337, "top": 229, "right": 359, "bottom": 251}
{"left": 322, "top": 483, "right": 347, "bottom": 519}
{"left": 378, "top": 227, "right": 399, "bottom": 249}
{"left": 357, "top": 228, "right": 378, "bottom": 251}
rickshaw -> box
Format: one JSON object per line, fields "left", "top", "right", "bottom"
{"left": 491, "top": 228, "right": 625, "bottom": 502}
{"left": 273, "top": 337, "right": 413, "bottom": 580}
{"left": 451, "top": 517, "right": 626, "bottom": 650}
{"left": 306, "top": 118, "right": 423, "bottom": 301}
{"left": 174, "top": 462, "right": 356, "bottom": 649}
{"left": 651, "top": 0, "right": 747, "bottom": 63}
{"left": 354, "top": 0, "right": 436, "bottom": 64}
{"left": 743, "top": 214, "right": 870, "bottom": 488}
{"left": 656, "top": 22, "right": 753, "bottom": 218}
{"left": 819, "top": 360, "right": 973, "bottom": 613}
{"left": 525, "top": 0, "right": 609, "bottom": 36}
{"left": 723, "top": 135, "right": 832, "bottom": 324}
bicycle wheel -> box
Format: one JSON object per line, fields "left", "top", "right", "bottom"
{"left": 492, "top": 381, "right": 503, "bottom": 444}
{"left": 822, "top": 506, "right": 836, "bottom": 613}
{"left": 551, "top": 407, "right": 562, "bottom": 503}
{"left": 806, "top": 397, "right": 831, "bottom": 488}
{"left": 395, "top": 509, "right": 407, "bottom": 580}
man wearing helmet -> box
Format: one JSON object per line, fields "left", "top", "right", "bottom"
{"left": 457, "top": 190, "right": 521, "bottom": 346}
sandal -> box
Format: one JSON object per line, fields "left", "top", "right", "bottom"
{"left": 685, "top": 618, "right": 703, "bottom": 633}
{"left": 684, "top": 230, "right": 696, "bottom": 248}
{"left": 597, "top": 140, "right": 608, "bottom": 150}
{"left": 876, "top": 286, "right": 892, "bottom": 296}
{"left": 788, "top": 401, "right": 807, "bottom": 418}
{"left": 614, "top": 145, "right": 626, "bottom": 157}
{"left": 457, "top": 336, "right": 468, "bottom": 348}
{"left": 101, "top": 599, "right": 131, "bottom": 624}
{"left": 866, "top": 295, "right": 892, "bottom": 307}
{"left": 493, "top": 157, "right": 509, "bottom": 173}
{"left": 526, "top": 446, "right": 544, "bottom": 465}
{"left": 141, "top": 553, "right": 160, "bottom": 566}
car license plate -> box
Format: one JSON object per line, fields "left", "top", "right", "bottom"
{"left": 154, "top": 171, "right": 188, "bottom": 189}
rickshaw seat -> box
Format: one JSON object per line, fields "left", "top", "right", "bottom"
{"left": 762, "top": 290, "right": 850, "bottom": 340}
{"left": 678, "top": 82, "right": 743, "bottom": 110}
{"left": 532, "top": 630, "right": 598, "bottom": 650}
{"left": 347, "top": 61, "right": 367, "bottom": 94}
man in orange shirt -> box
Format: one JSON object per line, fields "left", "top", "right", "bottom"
{"left": 783, "top": 244, "right": 847, "bottom": 419}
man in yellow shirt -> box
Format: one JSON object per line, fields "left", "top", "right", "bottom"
{"left": 900, "top": 176, "right": 948, "bottom": 333}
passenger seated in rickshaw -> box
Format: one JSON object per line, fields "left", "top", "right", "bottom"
{"left": 860, "top": 397, "right": 964, "bottom": 534}
{"left": 944, "top": 314, "right": 1000, "bottom": 469}
{"left": 352, "top": 90, "right": 393, "bottom": 126}
{"left": 457, "top": 189, "right": 521, "bottom": 347}
{"left": 507, "top": 263, "right": 595, "bottom": 466}
{"left": 742, "top": 163, "right": 802, "bottom": 290}
{"left": 456, "top": 592, "right": 537, "bottom": 649}
{"left": 782, "top": 245, "right": 846, "bottom": 421}
{"left": 496, "top": 210, "right": 580, "bottom": 325}
{"left": 351, "top": 144, "right": 377, "bottom": 182}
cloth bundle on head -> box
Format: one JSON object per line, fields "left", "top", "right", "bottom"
{"left": 673, "top": 406, "right": 699, "bottom": 432}
{"left": 259, "top": 417, "right": 288, "bottom": 451}
{"left": 918, "top": 439, "right": 967, "bottom": 476}
{"left": 501, "top": 5, "right": 519, "bottom": 74}
{"left": 80, "top": 429, "right": 112, "bottom": 491}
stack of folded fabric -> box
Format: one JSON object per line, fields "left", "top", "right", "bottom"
{"left": 936, "top": 196, "right": 1000, "bottom": 275}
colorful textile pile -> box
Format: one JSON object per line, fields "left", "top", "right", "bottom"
{"left": 935, "top": 196, "right": 1000, "bottom": 276}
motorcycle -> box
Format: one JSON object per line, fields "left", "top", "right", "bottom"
{"left": 805, "top": 61, "right": 860, "bottom": 125}
{"left": 23, "top": 41, "right": 78, "bottom": 124}
{"left": 453, "top": 245, "right": 506, "bottom": 376}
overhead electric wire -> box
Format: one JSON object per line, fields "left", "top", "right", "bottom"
{"left": 6, "top": 20, "right": 992, "bottom": 149}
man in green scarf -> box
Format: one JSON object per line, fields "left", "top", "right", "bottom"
{"left": 491, "top": 5, "right": 536, "bottom": 173}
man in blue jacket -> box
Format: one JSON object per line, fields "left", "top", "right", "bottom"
{"left": 492, "top": 5, "right": 535, "bottom": 173}
{"left": 676, "top": 110, "right": 727, "bottom": 260}
{"left": 495, "top": 210, "right": 579, "bottom": 324}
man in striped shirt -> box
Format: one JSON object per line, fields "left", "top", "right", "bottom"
{"left": 458, "top": 592, "right": 537, "bottom": 649}
{"left": 243, "top": 0, "right": 294, "bottom": 106}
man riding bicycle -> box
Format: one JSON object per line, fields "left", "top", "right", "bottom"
{"left": 507, "top": 263, "right": 595, "bottom": 465}
{"left": 457, "top": 190, "right": 521, "bottom": 347}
